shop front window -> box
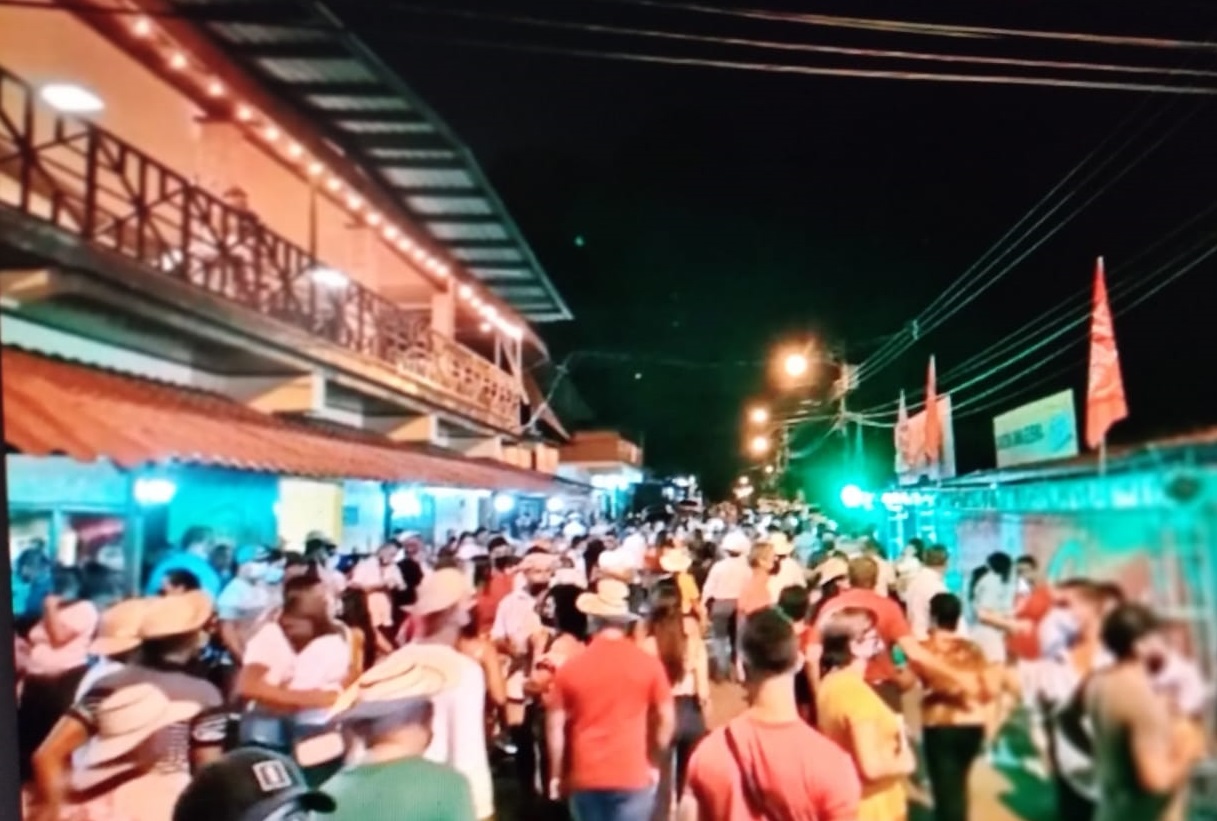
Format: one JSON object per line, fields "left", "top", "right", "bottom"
{"left": 7, "top": 507, "right": 132, "bottom": 616}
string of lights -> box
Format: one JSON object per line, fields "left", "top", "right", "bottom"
{"left": 22, "top": 2, "right": 527, "bottom": 339}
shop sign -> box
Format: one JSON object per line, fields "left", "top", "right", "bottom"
{"left": 992, "top": 389, "right": 1079, "bottom": 468}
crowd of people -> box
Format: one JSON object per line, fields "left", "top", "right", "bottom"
{"left": 10, "top": 518, "right": 1213, "bottom": 821}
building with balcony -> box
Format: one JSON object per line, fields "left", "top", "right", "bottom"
{"left": 0, "top": 0, "right": 581, "bottom": 585}
{"left": 558, "top": 431, "right": 645, "bottom": 519}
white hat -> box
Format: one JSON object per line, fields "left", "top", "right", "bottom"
{"left": 597, "top": 548, "right": 634, "bottom": 581}
{"left": 91, "top": 598, "right": 155, "bottom": 657}
{"left": 576, "top": 579, "right": 637, "bottom": 621}
{"left": 74, "top": 683, "right": 201, "bottom": 789}
{"left": 139, "top": 590, "right": 213, "bottom": 639}
{"left": 408, "top": 568, "right": 471, "bottom": 617}
{"left": 456, "top": 540, "right": 486, "bottom": 561}
{"left": 658, "top": 549, "right": 692, "bottom": 574}
{"left": 328, "top": 643, "right": 463, "bottom": 722}
{"left": 771, "top": 533, "right": 794, "bottom": 557}
{"left": 816, "top": 557, "right": 850, "bottom": 588}
{"left": 721, "top": 530, "right": 750, "bottom": 555}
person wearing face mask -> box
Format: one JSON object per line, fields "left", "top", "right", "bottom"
{"left": 816, "top": 607, "right": 916, "bottom": 821}
{"left": 1079, "top": 603, "right": 1207, "bottom": 821}
{"left": 216, "top": 545, "right": 277, "bottom": 671}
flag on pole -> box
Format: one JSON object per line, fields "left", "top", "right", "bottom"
{"left": 894, "top": 390, "right": 910, "bottom": 472}
{"left": 924, "top": 356, "right": 941, "bottom": 466}
{"left": 1085, "top": 256, "right": 1128, "bottom": 449}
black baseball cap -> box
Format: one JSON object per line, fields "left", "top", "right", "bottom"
{"left": 173, "top": 748, "right": 336, "bottom": 821}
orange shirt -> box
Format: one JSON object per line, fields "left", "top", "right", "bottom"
{"left": 1008, "top": 583, "right": 1052, "bottom": 660}
{"left": 685, "top": 713, "right": 860, "bottom": 821}
{"left": 551, "top": 634, "right": 673, "bottom": 791}
{"left": 811, "top": 588, "right": 911, "bottom": 683}
{"left": 738, "top": 572, "right": 772, "bottom": 617}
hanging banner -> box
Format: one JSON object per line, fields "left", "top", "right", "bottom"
{"left": 993, "top": 389, "right": 1079, "bottom": 468}
{"left": 896, "top": 393, "right": 956, "bottom": 485}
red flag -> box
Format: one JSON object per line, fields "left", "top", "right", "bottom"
{"left": 1085, "top": 256, "right": 1128, "bottom": 448}
{"left": 924, "top": 356, "right": 941, "bottom": 465}
{"left": 894, "top": 390, "right": 910, "bottom": 472}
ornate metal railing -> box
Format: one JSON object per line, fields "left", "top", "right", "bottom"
{"left": 0, "top": 65, "right": 518, "bottom": 430}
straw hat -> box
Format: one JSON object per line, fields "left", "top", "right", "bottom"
{"left": 721, "top": 530, "right": 750, "bottom": 555}
{"left": 596, "top": 548, "right": 635, "bottom": 581}
{"left": 771, "top": 533, "right": 794, "bottom": 557}
{"left": 658, "top": 548, "right": 692, "bottom": 574}
{"left": 90, "top": 598, "right": 155, "bottom": 658}
{"left": 576, "top": 579, "right": 637, "bottom": 620}
{"left": 816, "top": 557, "right": 850, "bottom": 588}
{"left": 408, "top": 568, "right": 471, "bottom": 617}
{"left": 140, "top": 590, "right": 213, "bottom": 639}
{"left": 328, "top": 643, "right": 464, "bottom": 722}
{"left": 75, "top": 683, "right": 202, "bottom": 788}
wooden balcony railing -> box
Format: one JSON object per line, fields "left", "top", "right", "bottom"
{"left": 0, "top": 65, "right": 519, "bottom": 430}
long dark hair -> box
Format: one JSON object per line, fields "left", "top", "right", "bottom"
{"left": 339, "top": 589, "right": 377, "bottom": 670}
{"left": 545, "top": 584, "right": 588, "bottom": 641}
{"left": 648, "top": 580, "right": 686, "bottom": 685}
{"left": 987, "top": 551, "right": 1014, "bottom": 584}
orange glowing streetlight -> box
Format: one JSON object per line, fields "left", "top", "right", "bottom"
{"left": 748, "top": 406, "right": 769, "bottom": 425}
{"left": 748, "top": 434, "right": 771, "bottom": 456}
{"left": 783, "top": 351, "right": 810, "bottom": 378}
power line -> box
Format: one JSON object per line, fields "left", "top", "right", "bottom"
{"left": 385, "top": 4, "right": 1217, "bottom": 82}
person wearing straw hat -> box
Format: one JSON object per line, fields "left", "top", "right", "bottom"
{"left": 546, "top": 579, "right": 675, "bottom": 820}
{"left": 319, "top": 645, "right": 476, "bottom": 821}
{"left": 409, "top": 568, "right": 495, "bottom": 821}
{"left": 658, "top": 547, "right": 705, "bottom": 626}
{"left": 175, "top": 747, "right": 335, "bottom": 821}
{"left": 702, "top": 531, "right": 751, "bottom": 682}
{"left": 29, "top": 590, "right": 225, "bottom": 821}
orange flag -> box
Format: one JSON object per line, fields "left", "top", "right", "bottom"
{"left": 924, "top": 356, "right": 941, "bottom": 465}
{"left": 894, "top": 390, "right": 910, "bottom": 472}
{"left": 1085, "top": 256, "right": 1128, "bottom": 449}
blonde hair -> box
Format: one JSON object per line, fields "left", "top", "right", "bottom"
{"left": 748, "top": 541, "right": 774, "bottom": 569}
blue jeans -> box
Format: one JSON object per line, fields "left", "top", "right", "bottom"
{"left": 570, "top": 787, "right": 657, "bottom": 821}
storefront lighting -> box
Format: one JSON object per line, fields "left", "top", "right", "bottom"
{"left": 286, "top": 142, "right": 304, "bottom": 159}
{"left": 309, "top": 266, "right": 349, "bottom": 289}
{"left": 366, "top": 211, "right": 382, "bottom": 227}
{"left": 134, "top": 477, "right": 177, "bottom": 506}
{"left": 546, "top": 497, "right": 565, "bottom": 513}
{"left": 131, "top": 16, "right": 153, "bottom": 37}
{"left": 324, "top": 176, "right": 342, "bottom": 193}
{"left": 262, "top": 124, "right": 281, "bottom": 143}
{"left": 458, "top": 284, "right": 473, "bottom": 300}
{"left": 389, "top": 489, "right": 423, "bottom": 517}
{"left": 345, "top": 193, "right": 363, "bottom": 211}
{"left": 236, "top": 104, "right": 253, "bottom": 122}
{"left": 169, "top": 52, "right": 188, "bottom": 71}
{"left": 206, "top": 80, "right": 225, "bottom": 98}
{"left": 39, "top": 84, "right": 104, "bottom": 114}
{"left": 307, "top": 161, "right": 324, "bottom": 177}
{"left": 493, "top": 493, "right": 516, "bottom": 513}
{"left": 839, "top": 484, "right": 873, "bottom": 509}
{"left": 383, "top": 225, "right": 399, "bottom": 241}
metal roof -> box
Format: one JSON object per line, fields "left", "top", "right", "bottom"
{"left": 164, "top": 0, "right": 572, "bottom": 323}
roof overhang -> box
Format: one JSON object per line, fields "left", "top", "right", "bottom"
{"left": 121, "top": 0, "right": 572, "bottom": 329}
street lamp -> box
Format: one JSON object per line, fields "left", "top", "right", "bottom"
{"left": 748, "top": 434, "right": 770, "bottom": 455}
{"left": 783, "top": 352, "right": 810, "bottom": 378}
{"left": 764, "top": 465, "right": 775, "bottom": 475}
{"left": 748, "top": 406, "right": 769, "bottom": 425}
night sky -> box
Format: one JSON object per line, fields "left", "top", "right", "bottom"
{"left": 351, "top": 1, "right": 1217, "bottom": 499}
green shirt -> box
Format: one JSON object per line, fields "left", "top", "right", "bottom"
{"left": 323, "top": 757, "right": 477, "bottom": 821}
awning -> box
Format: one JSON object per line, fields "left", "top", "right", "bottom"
{"left": 1, "top": 347, "right": 572, "bottom": 493}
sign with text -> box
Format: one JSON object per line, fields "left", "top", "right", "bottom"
{"left": 993, "top": 390, "right": 1079, "bottom": 468}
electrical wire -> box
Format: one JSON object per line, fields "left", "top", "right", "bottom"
{"left": 380, "top": 4, "right": 1217, "bottom": 82}
{"left": 583, "top": 0, "right": 1217, "bottom": 54}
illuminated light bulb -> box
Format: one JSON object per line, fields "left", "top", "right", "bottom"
{"left": 435, "top": 264, "right": 449, "bottom": 277}
{"left": 480, "top": 321, "right": 492, "bottom": 333}
{"left": 131, "top": 16, "right": 153, "bottom": 37}
{"left": 206, "top": 79, "right": 224, "bottom": 97}
{"left": 286, "top": 142, "right": 303, "bottom": 159}
{"left": 383, "top": 225, "right": 399, "bottom": 240}
{"left": 345, "top": 193, "right": 362, "bottom": 211}
{"left": 484, "top": 306, "right": 498, "bottom": 320}
{"left": 366, "top": 211, "right": 382, "bottom": 227}
{"left": 262, "top": 124, "right": 280, "bottom": 142}
{"left": 235, "top": 104, "right": 253, "bottom": 122}
{"left": 396, "top": 237, "right": 413, "bottom": 252}
{"left": 410, "top": 248, "right": 426, "bottom": 262}
{"left": 169, "top": 52, "right": 188, "bottom": 71}
{"left": 458, "top": 284, "right": 473, "bottom": 299}
{"left": 307, "top": 161, "right": 324, "bottom": 177}
{"left": 324, "top": 176, "right": 341, "bottom": 192}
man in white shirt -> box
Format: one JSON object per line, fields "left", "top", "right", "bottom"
{"left": 905, "top": 544, "right": 967, "bottom": 639}
{"left": 351, "top": 543, "right": 405, "bottom": 640}
{"left": 409, "top": 569, "right": 496, "bottom": 821}
{"left": 703, "top": 530, "right": 751, "bottom": 681}
{"left": 768, "top": 533, "right": 806, "bottom": 600}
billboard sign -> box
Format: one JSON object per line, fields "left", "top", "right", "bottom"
{"left": 895, "top": 393, "right": 956, "bottom": 485}
{"left": 992, "top": 389, "right": 1079, "bottom": 468}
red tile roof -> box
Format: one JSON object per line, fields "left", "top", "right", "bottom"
{"left": 2, "top": 347, "right": 574, "bottom": 493}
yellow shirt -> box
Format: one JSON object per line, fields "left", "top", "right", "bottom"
{"left": 816, "top": 668, "right": 908, "bottom": 821}
{"left": 676, "top": 571, "right": 700, "bottom": 614}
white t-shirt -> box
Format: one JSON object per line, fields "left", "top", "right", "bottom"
{"left": 905, "top": 566, "right": 966, "bottom": 640}
{"left": 26, "top": 601, "right": 100, "bottom": 677}
{"left": 217, "top": 577, "right": 274, "bottom": 643}
{"left": 244, "top": 621, "right": 350, "bottom": 726}
{"left": 351, "top": 559, "right": 405, "bottom": 628}
{"left": 702, "top": 556, "right": 750, "bottom": 602}
{"left": 421, "top": 644, "right": 494, "bottom": 820}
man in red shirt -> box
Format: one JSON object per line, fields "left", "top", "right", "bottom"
{"left": 1008, "top": 555, "right": 1053, "bottom": 661}
{"left": 547, "top": 579, "right": 675, "bottom": 820}
{"left": 681, "top": 607, "right": 861, "bottom": 821}
{"left": 809, "top": 557, "right": 975, "bottom": 710}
